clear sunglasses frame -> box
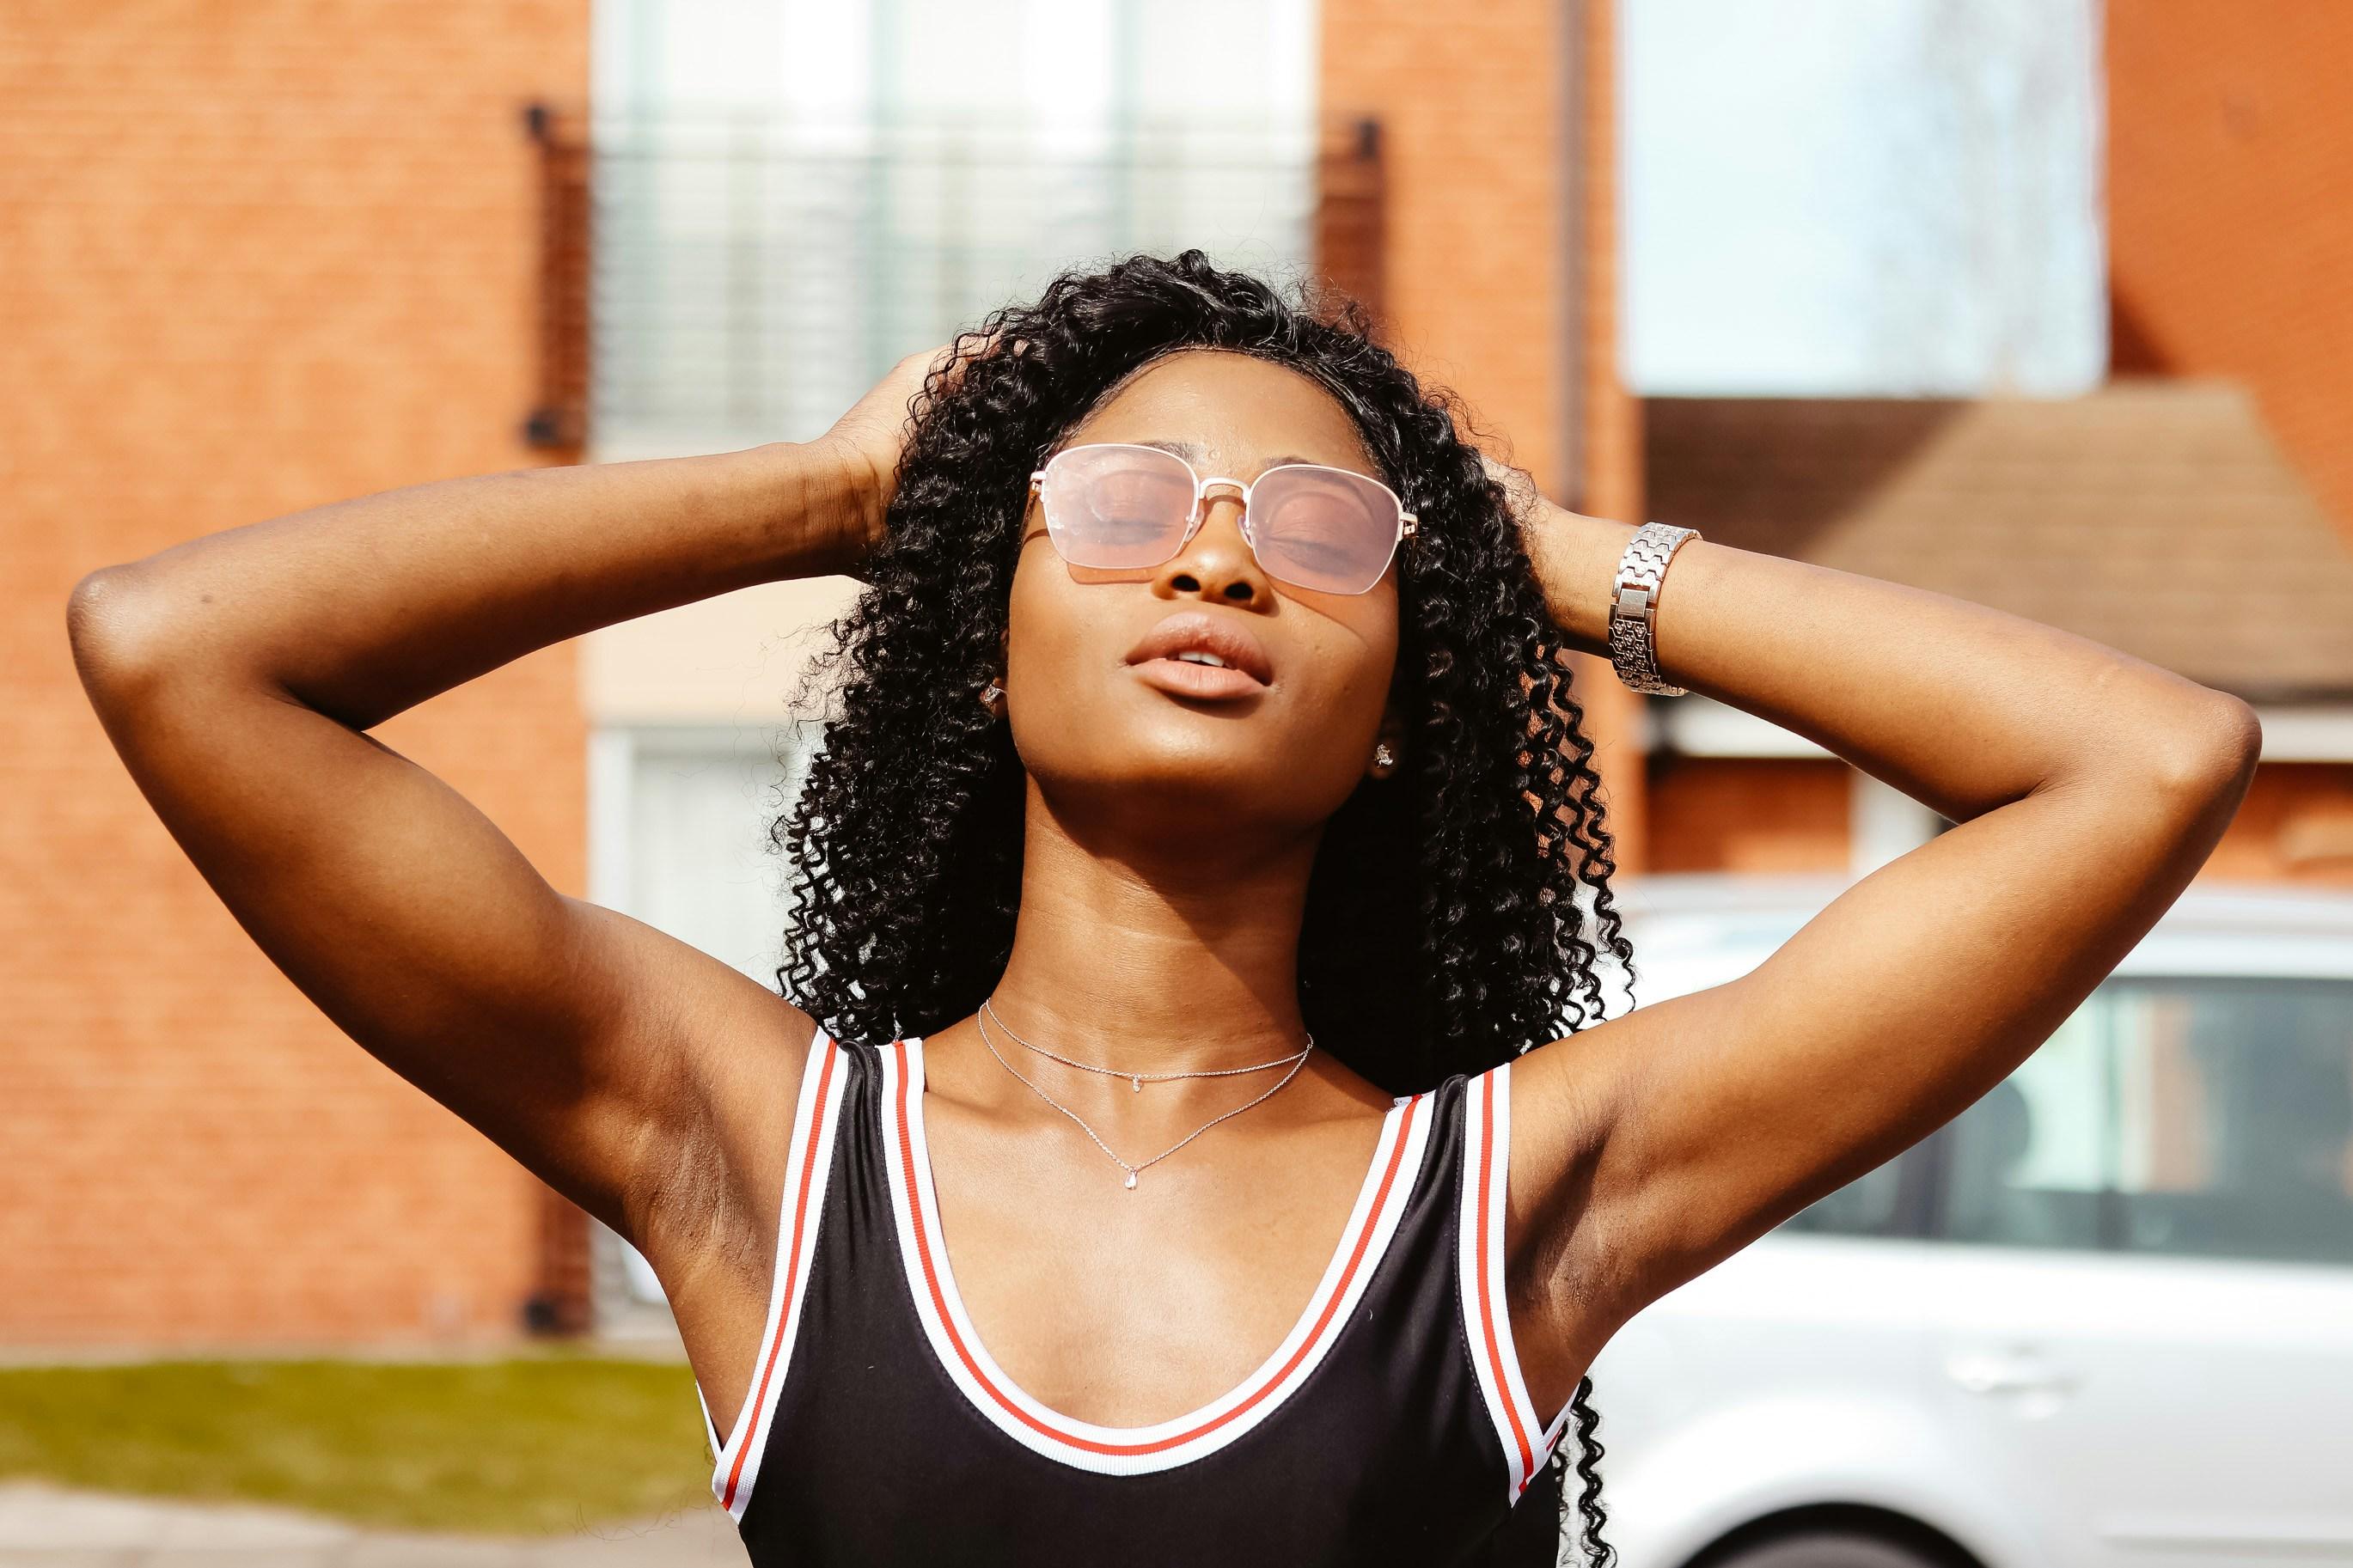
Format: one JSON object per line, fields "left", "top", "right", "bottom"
{"left": 1026, "top": 442, "right": 1418, "bottom": 595}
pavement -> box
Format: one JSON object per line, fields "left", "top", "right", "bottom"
{"left": 0, "top": 1482, "right": 747, "bottom": 1567}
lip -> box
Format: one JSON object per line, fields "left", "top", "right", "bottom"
{"left": 1124, "top": 610, "right": 1275, "bottom": 700}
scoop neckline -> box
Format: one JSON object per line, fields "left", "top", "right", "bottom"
{"left": 878, "top": 1034, "right": 1428, "bottom": 1473}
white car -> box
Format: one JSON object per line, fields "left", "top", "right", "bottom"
{"left": 1583, "top": 874, "right": 2353, "bottom": 1568}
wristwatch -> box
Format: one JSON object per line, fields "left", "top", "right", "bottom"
{"left": 1607, "top": 522, "right": 1701, "bottom": 696}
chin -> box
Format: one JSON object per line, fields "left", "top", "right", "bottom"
{"left": 1032, "top": 736, "right": 1349, "bottom": 833}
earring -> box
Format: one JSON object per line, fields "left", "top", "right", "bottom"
{"left": 980, "top": 678, "right": 1005, "bottom": 716}
{"left": 1372, "top": 741, "right": 1397, "bottom": 771}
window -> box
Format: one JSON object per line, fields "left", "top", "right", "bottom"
{"left": 2105, "top": 978, "right": 2353, "bottom": 1265}
{"left": 1778, "top": 1150, "right": 1914, "bottom": 1239}
{"left": 1936, "top": 1003, "right": 2106, "bottom": 1250}
{"left": 589, "top": 0, "right": 1320, "bottom": 459}
{"left": 1621, "top": 0, "right": 2105, "bottom": 395}
{"left": 1929, "top": 977, "right": 2353, "bottom": 1266}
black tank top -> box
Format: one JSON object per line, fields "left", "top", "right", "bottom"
{"left": 694, "top": 1028, "right": 1575, "bottom": 1565}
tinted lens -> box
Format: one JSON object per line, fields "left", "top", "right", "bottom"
{"left": 1040, "top": 444, "right": 1196, "bottom": 569}
{"left": 1248, "top": 466, "right": 1403, "bottom": 594}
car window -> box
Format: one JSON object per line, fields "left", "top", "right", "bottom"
{"left": 2105, "top": 977, "right": 2353, "bottom": 1265}
{"left": 1779, "top": 1147, "right": 1913, "bottom": 1238}
{"left": 1938, "top": 1005, "right": 2107, "bottom": 1250}
{"left": 1932, "top": 976, "right": 2353, "bottom": 1266}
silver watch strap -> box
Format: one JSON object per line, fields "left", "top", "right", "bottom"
{"left": 1608, "top": 522, "right": 1700, "bottom": 696}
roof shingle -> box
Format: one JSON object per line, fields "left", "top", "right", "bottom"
{"left": 1643, "top": 380, "right": 2353, "bottom": 701}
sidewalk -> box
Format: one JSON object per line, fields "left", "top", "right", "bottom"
{"left": 0, "top": 1482, "right": 744, "bottom": 1567}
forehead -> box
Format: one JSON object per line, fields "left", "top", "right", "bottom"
{"left": 1062, "top": 347, "right": 1376, "bottom": 477}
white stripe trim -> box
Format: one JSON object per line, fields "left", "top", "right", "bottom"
{"left": 883, "top": 1035, "right": 1431, "bottom": 1475}
{"left": 1458, "top": 1061, "right": 1569, "bottom": 1504}
{"left": 696, "top": 1383, "right": 720, "bottom": 1466}
{"left": 704, "top": 1023, "right": 848, "bottom": 1521}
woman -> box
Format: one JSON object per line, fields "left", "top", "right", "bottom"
{"left": 67, "top": 251, "right": 2258, "bottom": 1565}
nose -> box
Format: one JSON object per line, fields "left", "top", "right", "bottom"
{"left": 1155, "top": 481, "right": 1270, "bottom": 607}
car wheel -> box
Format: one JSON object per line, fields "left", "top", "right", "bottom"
{"left": 1700, "top": 1531, "right": 1946, "bottom": 1568}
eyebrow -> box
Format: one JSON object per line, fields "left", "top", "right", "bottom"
{"left": 1129, "top": 437, "right": 1344, "bottom": 473}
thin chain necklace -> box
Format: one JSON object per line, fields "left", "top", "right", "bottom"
{"left": 973, "top": 1006, "right": 1315, "bottom": 1191}
{"left": 981, "top": 996, "right": 1311, "bottom": 1093}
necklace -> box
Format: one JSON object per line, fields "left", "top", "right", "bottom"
{"left": 981, "top": 996, "right": 1311, "bottom": 1093}
{"left": 973, "top": 1007, "right": 1315, "bottom": 1190}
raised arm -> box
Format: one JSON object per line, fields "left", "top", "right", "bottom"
{"left": 1490, "top": 468, "right": 2261, "bottom": 1393}
{"left": 63, "top": 347, "right": 945, "bottom": 1266}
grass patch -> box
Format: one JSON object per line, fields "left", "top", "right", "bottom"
{"left": 0, "top": 1354, "right": 715, "bottom": 1535}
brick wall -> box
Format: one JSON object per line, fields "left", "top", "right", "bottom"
{"left": 2107, "top": 0, "right": 2353, "bottom": 542}
{"left": 1646, "top": 760, "right": 1852, "bottom": 876}
{"left": 3, "top": 2, "right": 590, "bottom": 1346}
{"left": 2208, "top": 765, "right": 2353, "bottom": 888}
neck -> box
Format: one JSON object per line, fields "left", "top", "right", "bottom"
{"left": 982, "top": 778, "right": 1320, "bottom": 1077}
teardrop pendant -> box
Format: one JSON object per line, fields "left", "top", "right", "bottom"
{"left": 1131, "top": 1074, "right": 1142, "bottom": 1093}
{"left": 1123, "top": 1170, "right": 1139, "bottom": 1190}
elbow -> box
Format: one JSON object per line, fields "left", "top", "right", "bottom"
{"left": 66, "top": 567, "right": 179, "bottom": 702}
{"left": 2147, "top": 692, "right": 2262, "bottom": 808}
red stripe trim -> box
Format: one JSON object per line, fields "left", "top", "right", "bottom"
{"left": 895, "top": 1040, "right": 1419, "bottom": 1458}
{"left": 1476, "top": 1069, "right": 1537, "bottom": 1485}
{"left": 719, "top": 1039, "right": 839, "bottom": 1510}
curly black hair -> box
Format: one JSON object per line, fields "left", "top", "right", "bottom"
{"left": 772, "top": 247, "right": 1631, "bottom": 1564}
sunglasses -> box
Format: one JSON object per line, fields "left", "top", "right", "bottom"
{"left": 1026, "top": 442, "right": 1417, "bottom": 596}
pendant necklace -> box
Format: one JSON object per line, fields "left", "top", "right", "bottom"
{"left": 973, "top": 1004, "right": 1315, "bottom": 1191}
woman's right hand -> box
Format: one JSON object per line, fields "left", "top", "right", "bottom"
{"left": 810, "top": 336, "right": 993, "bottom": 573}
